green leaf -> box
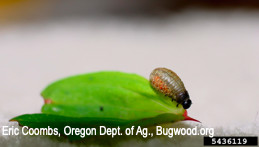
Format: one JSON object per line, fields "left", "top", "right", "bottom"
{"left": 41, "top": 71, "right": 185, "bottom": 120}
{"left": 10, "top": 71, "right": 200, "bottom": 141}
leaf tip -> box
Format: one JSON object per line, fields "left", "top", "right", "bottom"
{"left": 183, "top": 110, "right": 201, "bottom": 123}
{"left": 9, "top": 119, "right": 16, "bottom": 122}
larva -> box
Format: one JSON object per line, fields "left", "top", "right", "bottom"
{"left": 149, "top": 67, "right": 192, "bottom": 109}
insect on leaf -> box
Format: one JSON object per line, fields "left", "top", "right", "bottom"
{"left": 41, "top": 71, "right": 186, "bottom": 120}
{"left": 10, "top": 71, "right": 199, "bottom": 140}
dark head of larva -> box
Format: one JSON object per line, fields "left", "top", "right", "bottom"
{"left": 176, "top": 91, "right": 192, "bottom": 109}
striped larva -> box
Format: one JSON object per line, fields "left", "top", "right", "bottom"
{"left": 149, "top": 67, "right": 192, "bottom": 109}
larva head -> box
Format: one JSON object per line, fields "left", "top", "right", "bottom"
{"left": 177, "top": 91, "right": 192, "bottom": 109}
{"left": 182, "top": 99, "right": 192, "bottom": 109}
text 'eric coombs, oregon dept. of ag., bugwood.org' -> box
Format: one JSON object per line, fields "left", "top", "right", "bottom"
{"left": 2, "top": 125, "right": 214, "bottom": 138}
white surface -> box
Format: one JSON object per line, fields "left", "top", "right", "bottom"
{"left": 0, "top": 9, "right": 259, "bottom": 146}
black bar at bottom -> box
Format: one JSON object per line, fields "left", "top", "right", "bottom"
{"left": 204, "top": 136, "right": 258, "bottom": 146}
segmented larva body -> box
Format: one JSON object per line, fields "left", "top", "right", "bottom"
{"left": 149, "top": 67, "right": 192, "bottom": 109}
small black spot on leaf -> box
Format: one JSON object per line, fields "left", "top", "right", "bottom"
{"left": 100, "top": 106, "right": 103, "bottom": 111}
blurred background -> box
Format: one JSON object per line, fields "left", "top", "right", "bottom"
{"left": 2, "top": 0, "right": 259, "bottom": 24}
{"left": 0, "top": 0, "right": 259, "bottom": 140}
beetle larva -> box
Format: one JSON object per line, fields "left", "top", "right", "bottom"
{"left": 149, "top": 67, "right": 192, "bottom": 109}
